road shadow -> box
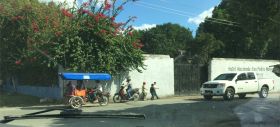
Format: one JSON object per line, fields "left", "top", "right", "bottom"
{"left": 20, "top": 103, "right": 104, "bottom": 110}
{"left": 43, "top": 99, "right": 252, "bottom": 127}
{"left": 186, "top": 96, "right": 255, "bottom": 102}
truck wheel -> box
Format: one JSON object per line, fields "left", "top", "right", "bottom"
{"left": 203, "top": 95, "right": 213, "bottom": 100}
{"left": 259, "top": 86, "right": 268, "bottom": 98}
{"left": 223, "top": 88, "right": 235, "bottom": 100}
{"left": 238, "top": 93, "right": 246, "bottom": 99}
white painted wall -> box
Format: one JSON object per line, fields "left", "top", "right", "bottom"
{"left": 109, "top": 54, "right": 174, "bottom": 98}
{"left": 209, "top": 58, "right": 280, "bottom": 91}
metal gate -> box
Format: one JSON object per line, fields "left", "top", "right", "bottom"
{"left": 174, "top": 64, "right": 208, "bottom": 95}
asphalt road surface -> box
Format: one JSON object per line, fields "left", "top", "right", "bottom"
{"left": 1, "top": 93, "right": 280, "bottom": 127}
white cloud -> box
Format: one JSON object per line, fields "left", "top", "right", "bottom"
{"left": 188, "top": 7, "right": 214, "bottom": 25}
{"left": 133, "top": 24, "right": 156, "bottom": 30}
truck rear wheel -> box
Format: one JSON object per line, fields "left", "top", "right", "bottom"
{"left": 238, "top": 93, "right": 246, "bottom": 99}
{"left": 259, "top": 86, "right": 268, "bottom": 98}
{"left": 203, "top": 95, "right": 213, "bottom": 100}
{"left": 223, "top": 88, "right": 234, "bottom": 100}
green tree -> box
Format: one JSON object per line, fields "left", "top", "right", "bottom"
{"left": 197, "top": 0, "right": 280, "bottom": 60}
{"left": 140, "top": 23, "right": 193, "bottom": 58}
{"left": 191, "top": 33, "right": 224, "bottom": 64}
{"left": 0, "top": 0, "right": 145, "bottom": 82}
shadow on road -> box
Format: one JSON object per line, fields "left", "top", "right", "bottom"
{"left": 20, "top": 104, "right": 103, "bottom": 110}
{"left": 46, "top": 99, "right": 253, "bottom": 127}
{"left": 186, "top": 96, "right": 255, "bottom": 102}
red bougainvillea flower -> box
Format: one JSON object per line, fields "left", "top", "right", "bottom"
{"left": 45, "top": 16, "right": 49, "bottom": 24}
{"left": 100, "top": 29, "right": 107, "bottom": 34}
{"left": 15, "top": 60, "right": 21, "bottom": 65}
{"left": 52, "top": 21, "right": 59, "bottom": 28}
{"left": 132, "top": 42, "right": 138, "bottom": 48}
{"left": 117, "top": 6, "right": 123, "bottom": 10}
{"left": 32, "top": 21, "right": 39, "bottom": 32}
{"left": 55, "top": 31, "right": 62, "bottom": 37}
{"left": 128, "top": 32, "right": 133, "bottom": 36}
{"left": 98, "top": 13, "right": 106, "bottom": 19}
{"left": 87, "top": 12, "right": 95, "bottom": 18}
{"left": 0, "top": 4, "right": 4, "bottom": 12}
{"left": 112, "top": 22, "right": 124, "bottom": 29}
{"left": 110, "top": 16, "right": 115, "bottom": 21}
{"left": 94, "top": 15, "right": 100, "bottom": 22}
{"left": 138, "top": 43, "right": 144, "bottom": 48}
{"left": 82, "top": 2, "right": 89, "bottom": 6}
{"left": 132, "top": 40, "right": 144, "bottom": 49}
{"left": 104, "top": 3, "right": 112, "bottom": 10}
{"left": 11, "top": 16, "right": 24, "bottom": 22}
{"left": 86, "top": 22, "right": 94, "bottom": 28}
{"left": 61, "top": 8, "right": 73, "bottom": 18}
{"left": 82, "top": 9, "right": 89, "bottom": 14}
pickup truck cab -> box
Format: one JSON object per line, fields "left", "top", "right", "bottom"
{"left": 200, "top": 72, "right": 274, "bottom": 100}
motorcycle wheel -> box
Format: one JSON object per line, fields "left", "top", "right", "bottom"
{"left": 113, "top": 94, "right": 122, "bottom": 103}
{"left": 98, "top": 96, "right": 109, "bottom": 106}
{"left": 69, "top": 96, "right": 83, "bottom": 109}
{"left": 133, "top": 94, "right": 140, "bottom": 101}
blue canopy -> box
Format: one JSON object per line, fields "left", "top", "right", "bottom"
{"left": 60, "top": 73, "right": 111, "bottom": 80}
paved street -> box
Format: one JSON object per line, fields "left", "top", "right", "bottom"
{"left": 1, "top": 94, "right": 280, "bottom": 127}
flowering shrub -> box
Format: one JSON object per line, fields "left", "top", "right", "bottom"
{"left": 0, "top": 0, "right": 144, "bottom": 79}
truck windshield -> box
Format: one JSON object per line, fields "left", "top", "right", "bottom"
{"left": 214, "top": 73, "right": 237, "bottom": 81}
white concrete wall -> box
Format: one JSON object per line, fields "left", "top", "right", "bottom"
{"left": 109, "top": 54, "right": 174, "bottom": 98}
{"left": 209, "top": 58, "right": 280, "bottom": 91}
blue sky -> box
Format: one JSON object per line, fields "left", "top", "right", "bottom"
{"left": 40, "top": 0, "right": 221, "bottom": 34}
{"left": 116, "top": 0, "right": 221, "bottom": 34}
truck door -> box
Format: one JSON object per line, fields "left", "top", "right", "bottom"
{"left": 235, "top": 73, "right": 247, "bottom": 93}
{"left": 246, "top": 72, "right": 259, "bottom": 92}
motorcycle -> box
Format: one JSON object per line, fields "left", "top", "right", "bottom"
{"left": 86, "top": 88, "right": 110, "bottom": 106}
{"left": 113, "top": 87, "right": 140, "bottom": 103}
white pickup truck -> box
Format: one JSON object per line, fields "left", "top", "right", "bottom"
{"left": 200, "top": 72, "right": 274, "bottom": 100}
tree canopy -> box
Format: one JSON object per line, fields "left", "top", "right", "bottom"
{"left": 140, "top": 23, "right": 193, "bottom": 58}
{"left": 197, "top": 0, "right": 280, "bottom": 60}
{"left": 0, "top": 0, "right": 145, "bottom": 80}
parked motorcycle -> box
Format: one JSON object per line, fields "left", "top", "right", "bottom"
{"left": 113, "top": 88, "right": 140, "bottom": 103}
{"left": 85, "top": 88, "right": 110, "bottom": 106}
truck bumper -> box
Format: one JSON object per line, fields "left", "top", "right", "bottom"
{"left": 200, "top": 88, "right": 225, "bottom": 96}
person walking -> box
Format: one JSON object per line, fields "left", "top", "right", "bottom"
{"left": 150, "top": 82, "right": 159, "bottom": 100}
{"left": 141, "top": 82, "right": 147, "bottom": 100}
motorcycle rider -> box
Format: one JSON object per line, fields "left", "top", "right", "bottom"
{"left": 125, "top": 78, "right": 133, "bottom": 99}
{"left": 119, "top": 84, "right": 126, "bottom": 100}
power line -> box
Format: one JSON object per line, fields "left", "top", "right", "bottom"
{"left": 138, "top": 1, "right": 197, "bottom": 17}
{"left": 135, "top": 3, "right": 191, "bottom": 17}
{"left": 134, "top": 1, "right": 240, "bottom": 27}
{"left": 138, "top": 1, "right": 239, "bottom": 25}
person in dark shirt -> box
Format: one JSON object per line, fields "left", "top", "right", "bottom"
{"left": 150, "top": 82, "right": 159, "bottom": 100}
{"left": 65, "top": 81, "right": 75, "bottom": 96}
{"left": 126, "top": 78, "right": 133, "bottom": 99}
